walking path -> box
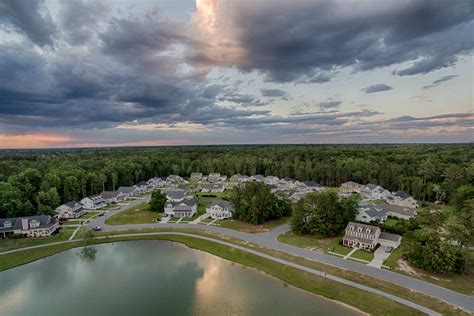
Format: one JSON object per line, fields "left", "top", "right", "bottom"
{"left": 190, "top": 213, "right": 210, "bottom": 224}
{"left": 343, "top": 247, "right": 357, "bottom": 259}
{"left": 207, "top": 218, "right": 219, "bottom": 226}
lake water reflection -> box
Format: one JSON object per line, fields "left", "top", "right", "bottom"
{"left": 0, "top": 240, "right": 361, "bottom": 315}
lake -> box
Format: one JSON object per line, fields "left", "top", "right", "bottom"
{"left": 0, "top": 240, "right": 361, "bottom": 315}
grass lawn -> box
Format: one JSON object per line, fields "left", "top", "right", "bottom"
{"left": 384, "top": 218, "right": 400, "bottom": 227}
{"left": 105, "top": 203, "right": 161, "bottom": 225}
{"left": 0, "top": 229, "right": 73, "bottom": 252}
{"left": 216, "top": 217, "right": 290, "bottom": 233}
{"left": 200, "top": 217, "right": 214, "bottom": 224}
{"left": 351, "top": 249, "right": 374, "bottom": 262}
{"left": 277, "top": 231, "right": 340, "bottom": 252}
{"left": 60, "top": 221, "right": 82, "bottom": 226}
{"left": 168, "top": 217, "right": 179, "bottom": 223}
{"left": 196, "top": 196, "right": 215, "bottom": 215}
{"left": 196, "top": 191, "right": 230, "bottom": 200}
{"left": 330, "top": 243, "right": 352, "bottom": 256}
{"left": 79, "top": 212, "right": 99, "bottom": 219}
{"left": 101, "top": 204, "right": 121, "bottom": 211}
{"left": 384, "top": 242, "right": 406, "bottom": 269}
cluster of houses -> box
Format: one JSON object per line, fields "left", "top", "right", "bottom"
{"left": 340, "top": 181, "right": 418, "bottom": 224}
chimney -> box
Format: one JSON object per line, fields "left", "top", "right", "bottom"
{"left": 21, "top": 218, "right": 29, "bottom": 230}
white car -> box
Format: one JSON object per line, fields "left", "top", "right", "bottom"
{"left": 93, "top": 226, "right": 102, "bottom": 231}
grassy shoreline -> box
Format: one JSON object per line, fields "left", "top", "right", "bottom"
{"left": 0, "top": 230, "right": 469, "bottom": 316}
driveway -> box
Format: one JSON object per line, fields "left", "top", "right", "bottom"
{"left": 368, "top": 246, "right": 391, "bottom": 268}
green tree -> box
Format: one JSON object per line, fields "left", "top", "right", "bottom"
{"left": 230, "top": 182, "right": 275, "bottom": 224}
{"left": 291, "top": 191, "right": 357, "bottom": 237}
{"left": 150, "top": 189, "right": 167, "bottom": 212}
{"left": 36, "top": 188, "right": 61, "bottom": 215}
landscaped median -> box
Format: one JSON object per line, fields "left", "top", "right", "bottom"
{"left": 0, "top": 228, "right": 469, "bottom": 316}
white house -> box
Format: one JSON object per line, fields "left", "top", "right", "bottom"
{"left": 200, "top": 183, "right": 225, "bottom": 193}
{"left": 147, "top": 177, "right": 166, "bottom": 190}
{"left": 80, "top": 195, "right": 107, "bottom": 210}
{"left": 54, "top": 201, "right": 85, "bottom": 220}
{"left": 164, "top": 198, "right": 197, "bottom": 218}
{"left": 356, "top": 204, "right": 389, "bottom": 223}
{"left": 166, "top": 174, "right": 183, "bottom": 183}
{"left": 117, "top": 186, "right": 140, "bottom": 198}
{"left": 388, "top": 191, "right": 418, "bottom": 208}
{"left": 0, "top": 215, "right": 59, "bottom": 238}
{"left": 264, "top": 176, "right": 279, "bottom": 186}
{"left": 100, "top": 191, "right": 126, "bottom": 204}
{"left": 340, "top": 181, "right": 364, "bottom": 194}
{"left": 206, "top": 200, "right": 234, "bottom": 219}
{"left": 250, "top": 175, "right": 265, "bottom": 182}
{"left": 361, "top": 184, "right": 393, "bottom": 200}
{"left": 190, "top": 172, "right": 203, "bottom": 181}
{"left": 208, "top": 173, "right": 221, "bottom": 183}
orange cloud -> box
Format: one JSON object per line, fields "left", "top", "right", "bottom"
{"left": 0, "top": 134, "right": 74, "bottom": 149}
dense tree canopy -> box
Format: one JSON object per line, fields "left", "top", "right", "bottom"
{"left": 291, "top": 191, "right": 358, "bottom": 237}
{"left": 0, "top": 144, "right": 472, "bottom": 218}
{"left": 150, "top": 189, "right": 167, "bottom": 212}
{"left": 230, "top": 182, "right": 292, "bottom": 224}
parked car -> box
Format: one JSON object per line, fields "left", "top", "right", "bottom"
{"left": 385, "top": 246, "right": 393, "bottom": 253}
{"left": 93, "top": 226, "right": 102, "bottom": 231}
{"left": 98, "top": 212, "right": 105, "bottom": 217}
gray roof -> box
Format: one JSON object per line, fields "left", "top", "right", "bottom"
{"left": 117, "top": 186, "right": 135, "bottom": 194}
{"left": 101, "top": 191, "right": 120, "bottom": 199}
{"left": 252, "top": 175, "right": 264, "bottom": 180}
{"left": 393, "top": 191, "right": 411, "bottom": 199}
{"left": 365, "top": 183, "right": 379, "bottom": 190}
{"left": 136, "top": 181, "right": 147, "bottom": 187}
{"left": 64, "top": 200, "right": 78, "bottom": 208}
{"left": 166, "top": 189, "right": 186, "bottom": 200}
{"left": 362, "top": 205, "right": 389, "bottom": 218}
{"left": 379, "top": 232, "right": 402, "bottom": 242}
{"left": 378, "top": 203, "right": 416, "bottom": 216}
{"left": 0, "top": 215, "right": 58, "bottom": 233}
{"left": 345, "top": 221, "right": 380, "bottom": 236}
{"left": 210, "top": 200, "right": 233, "bottom": 209}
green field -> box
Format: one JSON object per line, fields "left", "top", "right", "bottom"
{"left": 0, "top": 229, "right": 73, "bottom": 252}
{"left": 351, "top": 249, "right": 374, "bottom": 262}
{"left": 277, "top": 231, "right": 341, "bottom": 252}
{"left": 105, "top": 203, "right": 161, "bottom": 225}
{"left": 216, "top": 217, "right": 290, "bottom": 233}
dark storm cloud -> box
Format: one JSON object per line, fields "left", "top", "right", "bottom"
{"left": 362, "top": 84, "right": 393, "bottom": 94}
{"left": 0, "top": 0, "right": 56, "bottom": 47}
{"left": 422, "top": 75, "right": 459, "bottom": 90}
{"left": 58, "top": 0, "right": 109, "bottom": 45}
{"left": 190, "top": 0, "right": 474, "bottom": 82}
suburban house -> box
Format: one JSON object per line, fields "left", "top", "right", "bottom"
{"left": 356, "top": 204, "right": 389, "bottom": 223}
{"left": 279, "top": 177, "right": 297, "bottom": 189}
{"left": 343, "top": 222, "right": 402, "bottom": 251}
{"left": 208, "top": 173, "right": 221, "bottom": 183}
{"left": 117, "top": 186, "right": 140, "bottom": 198}
{"left": 389, "top": 191, "right": 418, "bottom": 208}
{"left": 251, "top": 174, "right": 265, "bottom": 182}
{"left": 147, "top": 177, "right": 165, "bottom": 189}
{"left": 378, "top": 203, "right": 417, "bottom": 220}
{"left": 206, "top": 200, "right": 234, "bottom": 219}
{"left": 80, "top": 195, "right": 107, "bottom": 210}
{"left": 101, "top": 191, "right": 126, "bottom": 204}
{"left": 264, "top": 176, "right": 279, "bottom": 186}
{"left": 164, "top": 198, "right": 197, "bottom": 218}
{"left": 230, "top": 174, "right": 248, "bottom": 183}
{"left": 340, "top": 181, "right": 364, "bottom": 194}
{"left": 200, "top": 183, "right": 225, "bottom": 193}
{"left": 0, "top": 215, "right": 59, "bottom": 238}
{"left": 302, "top": 181, "right": 325, "bottom": 192}
{"left": 54, "top": 201, "right": 85, "bottom": 220}
{"left": 135, "top": 181, "right": 149, "bottom": 193}
{"left": 361, "top": 184, "right": 393, "bottom": 200}
{"left": 190, "top": 172, "right": 203, "bottom": 181}
{"left": 166, "top": 174, "right": 183, "bottom": 183}
{"left": 166, "top": 189, "right": 186, "bottom": 202}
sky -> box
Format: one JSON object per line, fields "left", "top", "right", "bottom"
{"left": 0, "top": 0, "right": 472, "bottom": 148}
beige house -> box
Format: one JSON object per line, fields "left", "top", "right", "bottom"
{"left": 343, "top": 222, "right": 402, "bottom": 251}
{"left": 340, "top": 181, "right": 364, "bottom": 194}
{"left": 54, "top": 201, "right": 85, "bottom": 219}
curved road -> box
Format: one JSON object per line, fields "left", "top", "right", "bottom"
{"left": 84, "top": 198, "right": 474, "bottom": 313}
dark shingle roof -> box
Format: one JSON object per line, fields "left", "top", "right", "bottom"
{"left": 0, "top": 215, "right": 57, "bottom": 233}
{"left": 393, "top": 191, "right": 411, "bottom": 199}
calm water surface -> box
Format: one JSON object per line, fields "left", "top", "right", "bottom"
{"left": 0, "top": 240, "right": 361, "bottom": 315}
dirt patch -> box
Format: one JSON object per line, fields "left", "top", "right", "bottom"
{"left": 397, "top": 259, "right": 422, "bottom": 278}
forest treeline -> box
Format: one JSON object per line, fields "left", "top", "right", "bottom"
{"left": 0, "top": 144, "right": 472, "bottom": 218}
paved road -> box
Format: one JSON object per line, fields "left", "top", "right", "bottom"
{"left": 86, "top": 200, "right": 474, "bottom": 312}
